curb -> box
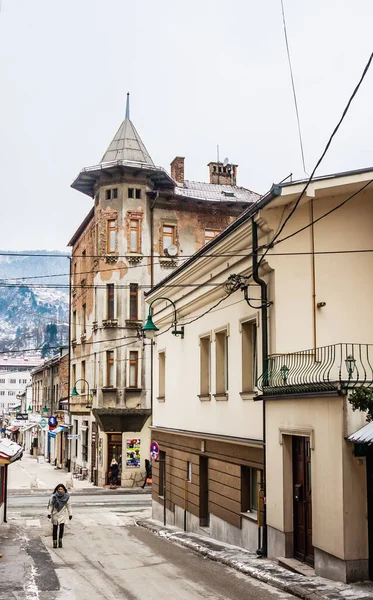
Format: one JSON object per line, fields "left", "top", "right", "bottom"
{"left": 136, "top": 519, "right": 373, "bottom": 600}
{"left": 8, "top": 488, "right": 152, "bottom": 496}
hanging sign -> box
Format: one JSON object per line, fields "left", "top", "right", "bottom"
{"left": 150, "top": 441, "right": 159, "bottom": 461}
{"left": 40, "top": 418, "right": 48, "bottom": 430}
{"left": 48, "top": 416, "right": 57, "bottom": 428}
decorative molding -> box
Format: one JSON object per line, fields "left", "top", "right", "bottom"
{"left": 125, "top": 320, "right": 141, "bottom": 330}
{"left": 104, "top": 254, "right": 119, "bottom": 264}
{"left": 279, "top": 426, "right": 315, "bottom": 450}
{"left": 214, "top": 393, "right": 229, "bottom": 402}
{"left": 159, "top": 257, "right": 178, "bottom": 269}
{"left": 198, "top": 394, "right": 211, "bottom": 402}
{"left": 126, "top": 253, "right": 143, "bottom": 265}
{"left": 80, "top": 333, "right": 86, "bottom": 343}
{"left": 92, "top": 321, "right": 98, "bottom": 332}
{"left": 102, "top": 319, "right": 118, "bottom": 328}
{"left": 71, "top": 338, "right": 77, "bottom": 348}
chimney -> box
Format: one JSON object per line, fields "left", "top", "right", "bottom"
{"left": 170, "top": 156, "right": 185, "bottom": 183}
{"left": 208, "top": 161, "right": 237, "bottom": 186}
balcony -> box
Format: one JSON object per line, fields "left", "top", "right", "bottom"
{"left": 257, "top": 343, "right": 373, "bottom": 396}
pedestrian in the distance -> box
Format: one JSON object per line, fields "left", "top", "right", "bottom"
{"left": 47, "top": 483, "right": 72, "bottom": 548}
{"left": 141, "top": 459, "right": 152, "bottom": 489}
{"left": 110, "top": 458, "right": 119, "bottom": 486}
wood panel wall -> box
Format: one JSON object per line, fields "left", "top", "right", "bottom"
{"left": 151, "top": 429, "right": 263, "bottom": 530}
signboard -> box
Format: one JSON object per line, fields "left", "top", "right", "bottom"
{"left": 126, "top": 439, "right": 140, "bottom": 468}
{"left": 67, "top": 434, "right": 80, "bottom": 440}
{"left": 16, "top": 413, "right": 29, "bottom": 421}
{"left": 48, "top": 416, "right": 57, "bottom": 427}
{"left": 150, "top": 441, "right": 159, "bottom": 461}
{"left": 40, "top": 418, "right": 48, "bottom": 430}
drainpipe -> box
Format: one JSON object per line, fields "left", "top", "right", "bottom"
{"left": 310, "top": 199, "right": 317, "bottom": 349}
{"left": 67, "top": 257, "right": 72, "bottom": 472}
{"left": 3, "top": 464, "right": 8, "bottom": 523}
{"left": 251, "top": 216, "right": 268, "bottom": 557}
{"left": 149, "top": 192, "right": 159, "bottom": 427}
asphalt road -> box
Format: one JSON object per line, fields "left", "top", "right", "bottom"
{"left": 4, "top": 493, "right": 296, "bottom": 600}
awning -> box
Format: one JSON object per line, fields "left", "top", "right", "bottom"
{"left": 48, "top": 425, "right": 68, "bottom": 438}
{"left": 347, "top": 422, "right": 373, "bottom": 445}
{"left": 92, "top": 408, "right": 151, "bottom": 432}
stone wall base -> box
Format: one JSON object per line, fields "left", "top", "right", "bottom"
{"left": 267, "top": 525, "right": 293, "bottom": 558}
{"left": 314, "top": 546, "right": 368, "bottom": 583}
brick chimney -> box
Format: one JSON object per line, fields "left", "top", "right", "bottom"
{"left": 170, "top": 156, "right": 185, "bottom": 183}
{"left": 208, "top": 161, "right": 237, "bottom": 186}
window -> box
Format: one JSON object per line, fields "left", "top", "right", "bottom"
{"left": 106, "top": 351, "right": 115, "bottom": 387}
{"left": 199, "top": 336, "right": 211, "bottom": 398}
{"left": 72, "top": 364, "right": 76, "bottom": 390}
{"left": 205, "top": 229, "right": 220, "bottom": 244}
{"left": 9, "top": 379, "right": 16, "bottom": 384}
{"left": 8, "top": 391, "right": 15, "bottom": 396}
{"left": 130, "top": 219, "right": 140, "bottom": 252}
{"left": 72, "top": 311, "right": 77, "bottom": 340}
{"left": 162, "top": 225, "right": 175, "bottom": 252}
{"left": 215, "top": 329, "right": 228, "bottom": 395}
{"left": 241, "top": 467, "right": 261, "bottom": 513}
{"left": 241, "top": 320, "right": 257, "bottom": 393}
{"left": 81, "top": 250, "right": 86, "bottom": 279}
{"left": 129, "top": 351, "right": 138, "bottom": 388}
{"left": 128, "top": 188, "right": 134, "bottom": 198}
{"left": 105, "top": 188, "right": 118, "bottom": 200}
{"left": 82, "top": 420, "right": 89, "bottom": 463}
{"left": 19, "top": 379, "right": 27, "bottom": 384}
{"left": 73, "top": 262, "right": 77, "bottom": 285}
{"left": 74, "top": 420, "right": 78, "bottom": 457}
{"left": 107, "top": 219, "right": 117, "bottom": 253}
{"left": 0, "top": 391, "right": 4, "bottom": 396}
{"left": 158, "top": 351, "right": 165, "bottom": 400}
{"left": 129, "top": 283, "right": 138, "bottom": 320}
{"left": 107, "top": 284, "right": 115, "bottom": 320}
{"left": 81, "top": 361, "right": 86, "bottom": 392}
{"left": 0, "top": 379, "right": 5, "bottom": 384}
{"left": 135, "top": 188, "right": 141, "bottom": 199}
{"left": 187, "top": 461, "right": 192, "bottom": 482}
{"left": 82, "top": 304, "right": 86, "bottom": 334}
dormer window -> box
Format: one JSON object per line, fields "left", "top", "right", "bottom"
{"left": 221, "top": 191, "right": 236, "bottom": 198}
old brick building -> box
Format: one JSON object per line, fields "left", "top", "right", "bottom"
{"left": 68, "top": 94, "right": 260, "bottom": 486}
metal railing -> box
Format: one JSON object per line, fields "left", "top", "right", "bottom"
{"left": 257, "top": 343, "right": 373, "bottom": 395}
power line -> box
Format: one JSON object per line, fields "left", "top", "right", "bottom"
{"left": 259, "top": 51, "right": 373, "bottom": 267}
{"left": 280, "top": 0, "right": 308, "bottom": 176}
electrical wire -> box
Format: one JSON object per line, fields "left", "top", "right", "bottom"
{"left": 280, "top": 0, "right": 308, "bottom": 176}
{"left": 258, "top": 51, "right": 373, "bottom": 268}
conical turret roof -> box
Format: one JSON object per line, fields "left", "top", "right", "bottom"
{"left": 100, "top": 93, "right": 154, "bottom": 166}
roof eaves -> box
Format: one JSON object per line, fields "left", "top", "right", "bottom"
{"left": 68, "top": 208, "right": 95, "bottom": 247}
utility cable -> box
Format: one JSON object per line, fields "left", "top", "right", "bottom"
{"left": 280, "top": 0, "right": 308, "bottom": 176}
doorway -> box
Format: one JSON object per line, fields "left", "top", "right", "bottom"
{"left": 107, "top": 434, "right": 122, "bottom": 486}
{"left": 293, "top": 436, "right": 314, "bottom": 565}
{"left": 199, "top": 456, "right": 209, "bottom": 527}
{"left": 366, "top": 446, "right": 373, "bottom": 579}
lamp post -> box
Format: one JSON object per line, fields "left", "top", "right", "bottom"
{"left": 71, "top": 379, "right": 92, "bottom": 409}
{"left": 141, "top": 297, "right": 184, "bottom": 340}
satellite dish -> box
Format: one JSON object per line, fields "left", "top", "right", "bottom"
{"left": 223, "top": 157, "right": 230, "bottom": 167}
{"left": 166, "top": 245, "right": 178, "bottom": 257}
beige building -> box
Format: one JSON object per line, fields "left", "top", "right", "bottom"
{"left": 147, "top": 167, "right": 373, "bottom": 583}
{"left": 68, "top": 95, "right": 259, "bottom": 487}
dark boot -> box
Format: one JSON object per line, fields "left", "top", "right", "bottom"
{"left": 53, "top": 540, "right": 57, "bottom": 549}
{"left": 58, "top": 539, "right": 63, "bottom": 548}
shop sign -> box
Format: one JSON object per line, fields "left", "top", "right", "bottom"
{"left": 16, "top": 413, "right": 29, "bottom": 421}
{"left": 40, "top": 418, "right": 48, "bottom": 430}
{"left": 126, "top": 439, "right": 140, "bottom": 468}
{"left": 48, "top": 415, "right": 57, "bottom": 428}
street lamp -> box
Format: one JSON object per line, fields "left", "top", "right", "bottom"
{"left": 141, "top": 297, "right": 184, "bottom": 340}
{"left": 42, "top": 405, "right": 48, "bottom": 415}
{"left": 71, "top": 379, "right": 92, "bottom": 409}
{"left": 345, "top": 354, "right": 356, "bottom": 379}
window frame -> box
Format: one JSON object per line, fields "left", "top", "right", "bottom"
{"left": 204, "top": 228, "right": 221, "bottom": 244}
{"left": 130, "top": 218, "right": 141, "bottom": 253}
{"left": 199, "top": 334, "right": 211, "bottom": 400}
{"left": 82, "top": 304, "right": 86, "bottom": 335}
{"left": 107, "top": 283, "right": 115, "bottom": 320}
{"left": 129, "top": 283, "right": 138, "bottom": 321}
{"left": 214, "top": 326, "right": 229, "bottom": 398}
{"left": 135, "top": 188, "right": 141, "bottom": 199}
{"left": 241, "top": 319, "right": 258, "bottom": 395}
{"left": 128, "top": 188, "right": 134, "bottom": 198}
{"left": 162, "top": 224, "right": 176, "bottom": 253}
{"left": 241, "top": 466, "right": 261, "bottom": 515}
{"left": 107, "top": 219, "right": 117, "bottom": 253}
{"left": 106, "top": 350, "right": 115, "bottom": 387}
{"left": 158, "top": 351, "right": 166, "bottom": 401}
{"left": 128, "top": 350, "right": 139, "bottom": 388}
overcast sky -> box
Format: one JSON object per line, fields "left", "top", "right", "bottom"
{"left": 1, "top": 0, "right": 373, "bottom": 251}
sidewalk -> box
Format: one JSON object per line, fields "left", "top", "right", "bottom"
{"left": 7, "top": 453, "right": 150, "bottom": 494}
{"left": 137, "top": 519, "right": 373, "bottom": 600}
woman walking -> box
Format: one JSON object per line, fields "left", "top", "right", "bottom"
{"left": 141, "top": 459, "right": 152, "bottom": 489}
{"left": 48, "top": 483, "right": 72, "bottom": 548}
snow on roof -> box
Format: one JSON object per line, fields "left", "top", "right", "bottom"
{"left": 174, "top": 180, "right": 260, "bottom": 203}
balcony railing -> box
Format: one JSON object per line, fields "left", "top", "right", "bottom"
{"left": 257, "top": 343, "right": 373, "bottom": 395}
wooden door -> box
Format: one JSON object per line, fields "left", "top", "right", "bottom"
{"left": 293, "top": 436, "right": 314, "bottom": 565}
{"left": 366, "top": 446, "right": 373, "bottom": 579}
{"left": 199, "top": 456, "right": 209, "bottom": 527}
{"left": 107, "top": 434, "right": 122, "bottom": 485}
